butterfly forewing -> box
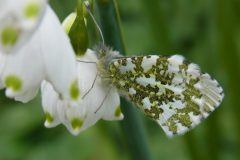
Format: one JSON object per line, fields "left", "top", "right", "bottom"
{"left": 108, "top": 55, "right": 224, "bottom": 137}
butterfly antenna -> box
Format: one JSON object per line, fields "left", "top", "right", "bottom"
{"left": 83, "top": 0, "right": 105, "bottom": 45}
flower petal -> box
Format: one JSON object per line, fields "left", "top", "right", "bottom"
{"left": 57, "top": 100, "right": 86, "bottom": 135}
{"left": 101, "top": 88, "right": 124, "bottom": 121}
{"left": 1, "top": 36, "right": 45, "bottom": 102}
{"left": 40, "top": 49, "right": 122, "bottom": 135}
{"left": 0, "top": 6, "right": 79, "bottom": 102}
{"left": 41, "top": 81, "right": 61, "bottom": 128}
{"left": 39, "top": 6, "right": 80, "bottom": 101}
{"left": 0, "top": 0, "right": 47, "bottom": 53}
{"left": 0, "top": 53, "right": 6, "bottom": 89}
{"left": 61, "top": 49, "right": 122, "bottom": 134}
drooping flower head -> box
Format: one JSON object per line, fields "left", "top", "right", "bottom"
{"left": 39, "top": 6, "right": 124, "bottom": 135}
{"left": 0, "top": 0, "right": 47, "bottom": 53}
{"left": 0, "top": 1, "right": 80, "bottom": 102}
{"left": 41, "top": 49, "right": 123, "bottom": 135}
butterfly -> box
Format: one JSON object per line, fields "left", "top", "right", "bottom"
{"left": 93, "top": 44, "right": 224, "bottom": 137}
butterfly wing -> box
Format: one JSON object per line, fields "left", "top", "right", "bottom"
{"left": 108, "top": 55, "right": 224, "bottom": 137}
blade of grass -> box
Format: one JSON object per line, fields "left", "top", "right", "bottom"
{"left": 140, "top": 0, "right": 204, "bottom": 159}
{"left": 214, "top": 0, "right": 240, "bottom": 158}
{"left": 139, "top": 0, "right": 172, "bottom": 53}
{"left": 96, "top": 0, "right": 152, "bottom": 159}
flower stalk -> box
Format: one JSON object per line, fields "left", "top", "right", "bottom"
{"left": 96, "top": 0, "right": 152, "bottom": 159}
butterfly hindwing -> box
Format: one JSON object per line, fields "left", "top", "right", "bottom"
{"left": 108, "top": 55, "right": 224, "bottom": 137}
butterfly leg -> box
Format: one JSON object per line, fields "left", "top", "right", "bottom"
{"left": 94, "top": 87, "right": 112, "bottom": 114}
{"left": 82, "top": 73, "right": 98, "bottom": 99}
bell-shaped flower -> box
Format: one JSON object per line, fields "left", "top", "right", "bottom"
{"left": 0, "top": 1, "right": 80, "bottom": 102}
{"left": 41, "top": 49, "right": 124, "bottom": 135}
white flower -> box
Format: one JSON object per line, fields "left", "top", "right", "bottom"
{"left": 0, "top": 0, "right": 80, "bottom": 102}
{"left": 41, "top": 49, "right": 124, "bottom": 135}
{"left": 0, "top": 0, "right": 47, "bottom": 53}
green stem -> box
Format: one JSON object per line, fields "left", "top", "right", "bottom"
{"left": 214, "top": 0, "right": 240, "bottom": 158}
{"left": 139, "top": 0, "right": 172, "bottom": 53}
{"left": 140, "top": 1, "right": 202, "bottom": 159}
{"left": 96, "top": 0, "right": 152, "bottom": 160}
{"left": 95, "top": 0, "right": 125, "bottom": 52}
{"left": 184, "top": 132, "right": 205, "bottom": 160}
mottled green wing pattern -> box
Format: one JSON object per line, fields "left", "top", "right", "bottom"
{"left": 108, "top": 55, "right": 224, "bottom": 137}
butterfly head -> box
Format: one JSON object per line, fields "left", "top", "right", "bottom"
{"left": 95, "top": 44, "right": 122, "bottom": 69}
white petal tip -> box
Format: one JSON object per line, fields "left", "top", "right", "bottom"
{"left": 5, "top": 88, "right": 15, "bottom": 98}
{"left": 5, "top": 88, "right": 36, "bottom": 103}
{"left": 114, "top": 106, "right": 124, "bottom": 120}
{"left": 69, "top": 129, "right": 81, "bottom": 136}
{"left": 44, "top": 112, "right": 60, "bottom": 128}
{"left": 44, "top": 121, "right": 59, "bottom": 128}
{"left": 44, "top": 121, "right": 52, "bottom": 128}
{"left": 116, "top": 114, "right": 124, "bottom": 120}
{"left": 68, "top": 118, "right": 84, "bottom": 136}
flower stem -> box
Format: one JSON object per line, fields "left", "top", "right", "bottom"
{"left": 139, "top": 0, "right": 172, "bottom": 53}
{"left": 96, "top": 0, "right": 152, "bottom": 159}
{"left": 214, "top": 0, "right": 240, "bottom": 158}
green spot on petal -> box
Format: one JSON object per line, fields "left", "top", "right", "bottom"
{"left": 24, "top": 3, "right": 40, "bottom": 19}
{"left": 1, "top": 26, "right": 19, "bottom": 46}
{"left": 114, "top": 106, "right": 122, "bottom": 117}
{"left": 5, "top": 75, "right": 22, "bottom": 91}
{"left": 71, "top": 118, "right": 83, "bottom": 130}
{"left": 70, "top": 80, "right": 80, "bottom": 100}
{"left": 45, "top": 112, "right": 54, "bottom": 123}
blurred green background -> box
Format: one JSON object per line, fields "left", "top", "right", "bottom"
{"left": 0, "top": 0, "right": 239, "bottom": 159}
